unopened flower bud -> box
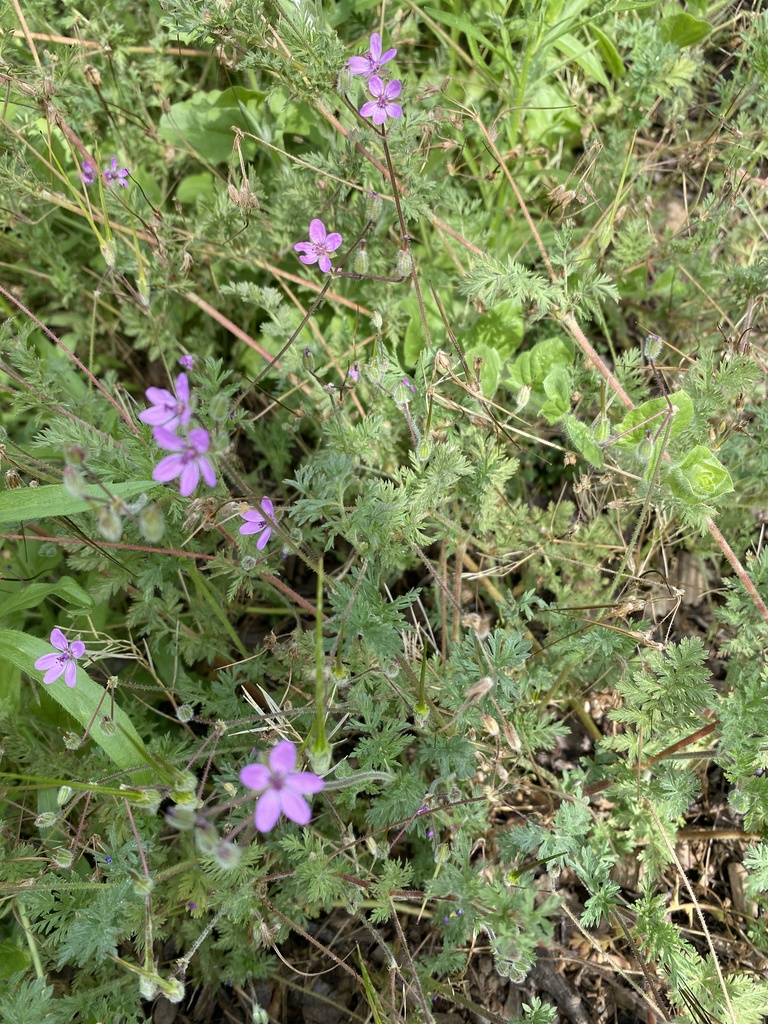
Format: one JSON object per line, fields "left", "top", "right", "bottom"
{"left": 353, "top": 243, "right": 368, "bottom": 274}
{"left": 302, "top": 348, "right": 315, "bottom": 372}
{"left": 636, "top": 435, "right": 654, "bottom": 462}
{"left": 417, "top": 438, "right": 431, "bottom": 462}
{"left": 35, "top": 811, "right": 59, "bottom": 828}
{"left": 139, "top": 975, "right": 161, "bottom": 1001}
{"left": 594, "top": 415, "right": 610, "bottom": 443}
{"left": 100, "top": 239, "right": 116, "bottom": 269}
{"left": 208, "top": 392, "right": 229, "bottom": 422}
{"left": 516, "top": 385, "right": 531, "bottom": 411}
{"left": 128, "top": 869, "right": 155, "bottom": 896}
{"left": 366, "top": 190, "right": 383, "bottom": 220}
{"left": 213, "top": 840, "right": 242, "bottom": 870}
{"left": 99, "top": 715, "right": 116, "bottom": 735}
{"left": 97, "top": 506, "right": 123, "bottom": 542}
{"left": 138, "top": 503, "right": 165, "bottom": 543}
{"left": 396, "top": 249, "right": 413, "bottom": 277}
{"left": 643, "top": 332, "right": 663, "bottom": 361}
{"left": 51, "top": 848, "right": 74, "bottom": 869}
{"left": 348, "top": 361, "right": 360, "bottom": 383}
{"left": 159, "top": 978, "right": 185, "bottom": 1004}
{"left": 63, "top": 732, "right": 82, "bottom": 750}
{"left": 63, "top": 465, "right": 89, "bottom": 499}
{"left": 371, "top": 310, "right": 383, "bottom": 330}
{"left": 392, "top": 380, "right": 412, "bottom": 407}
{"left": 64, "top": 443, "right": 87, "bottom": 465}
{"left": 176, "top": 703, "right": 194, "bottom": 723}
{"left": 414, "top": 702, "right": 430, "bottom": 729}
{"left": 165, "top": 804, "right": 198, "bottom": 831}
{"left": 308, "top": 738, "right": 332, "bottom": 775}
{"left": 241, "top": 555, "right": 257, "bottom": 572}
{"left": 195, "top": 823, "right": 220, "bottom": 855}
{"left": 57, "top": 786, "right": 74, "bottom": 806}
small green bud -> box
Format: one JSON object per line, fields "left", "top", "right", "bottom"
{"left": 636, "top": 435, "right": 654, "bottom": 463}
{"left": 121, "top": 787, "right": 162, "bottom": 814}
{"left": 353, "top": 243, "right": 368, "bottom": 274}
{"left": 51, "top": 848, "right": 74, "bottom": 869}
{"left": 213, "top": 840, "right": 242, "bottom": 870}
{"left": 176, "top": 703, "right": 194, "bottom": 723}
{"left": 63, "top": 732, "right": 82, "bottom": 750}
{"left": 195, "top": 823, "right": 220, "bottom": 856}
{"left": 336, "top": 65, "right": 352, "bottom": 94}
{"left": 138, "top": 503, "right": 165, "bottom": 543}
{"left": 208, "top": 392, "right": 229, "bottom": 422}
{"left": 98, "top": 715, "right": 117, "bottom": 735}
{"left": 392, "top": 380, "right": 412, "bottom": 407}
{"left": 396, "top": 249, "right": 413, "bottom": 277}
{"left": 159, "top": 978, "right": 185, "bottom": 1004}
{"left": 302, "top": 347, "right": 315, "bottom": 372}
{"left": 62, "top": 467, "right": 87, "bottom": 500}
{"left": 100, "top": 239, "right": 116, "bottom": 269}
{"left": 516, "top": 385, "right": 531, "bottom": 411}
{"left": 165, "top": 804, "right": 198, "bottom": 831}
{"left": 365, "top": 190, "right": 383, "bottom": 221}
{"left": 171, "top": 770, "right": 197, "bottom": 794}
{"left": 308, "top": 739, "right": 332, "bottom": 775}
{"left": 128, "top": 868, "right": 155, "bottom": 897}
{"left": 241, "top": 555, "right": 257, "bottom": 572}
{"left": 416, "top": 438, "right": 431, "bottom": 462}
{"left": 57, "top": 786, "right": 74, "bottom": 806}
{"left": 138, "top": 974, "right": 160, "bottom": 1001}
{"left": 97, "top": 506, "right": 123, "bottom": 543}
{"left": 371, "top": 310, "right": 383, "bottom": 330}
{"left": 63, "top": 443, "right": 87, "bottom": 466}
{"left": 35, "top": 811, "right": 59, "bottom": 828}
{"left": 643, "top": 332, "right": 663, "bottom": 361}
{"left": 594, "top": 415, "right": 611, "bottom": 443}
{"left": 414, "top": 702, "right": 430, "bottom": 729}
{"left": 252, "top": 1005, "right": 270, "bottom": 1024}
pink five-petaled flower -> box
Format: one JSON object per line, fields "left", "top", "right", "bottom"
{"left": 294, "top": 219, "right": 343, "bottom": 274}
{"left": 360, "top": 76, "right": 403, "bottom": 126}
{"left": 152, "top": 427, "right": 217, "bottom": 497}
{"left": 78, "top": 159, "right": 97, "bottom": 186}
{"left": 34, "top": 628, "right": 86, "bottom": 688}
{"left": 240, "top": 740, "right": 324, "bottom": 832}
{"left": 103, "top": 156, "right": 130, "bottom": 188}
{"left": 348, "top": 32, "right": 397, "bottom": 78}
{"left": 139, "top": 372, "right": 192, "bottom": 432}
{"left": 239, "top": 497, "right": 274, "bottom": 549}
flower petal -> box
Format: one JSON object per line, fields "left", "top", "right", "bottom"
{"left": 279, "top": 788, "right": 311, "bottom": 825}
{"left": 43, "top": 662, "right": 65, "bottom": 684}
{"left": 381, "top": 47, "right": 397, "bottom": 64}
{"left": 347, "top": 55, "right": 370, "bottom": 75}
{"left": 287, "top": 772, "right": 325, "bottom": 795}
{"left": 153, "top": 453, "right": 184, "bottom": 483}
{"left": 299, "top": 252, "right": 319, "bottom": 265}
{"left": 384, "top": 79, "right": 402, "bottom": 100}
{"left": 178, "top": 462, "right": 200, "bottom": 497}
{"left": 308, "top": 219, "right": 327, "bottom": 245}
{"left": 153, "top": 427, "right": 184, "bottom": 452}
{"left": 372, "top": 107, "right": 387, "bottom": 125}
{"left": 367, "top": 75, "right": 384, "bottom": 98}
{"left": 239, "top": 520, "right": 263, "bottom": 535}
{"left": 260, "top": 498, "right": 274, "bottom": 518}
{"left": 294, "top": 242, "right": 314, "bottom": 254}
{"left": 269, "top": 739, "right": 297, "bottom": 774}
{"left": 385, "top": 103, "right": 403, "bottom": 120}
{"left": 69, "top": 641, "right": 86, "bottom": 658}
{"left": 318, "top": 254, "right": 332, "bottom": 273}
{"left": 187, "top": 428, "right": 210, "bottom": 453}
{"left": 255, "top": 526, "right": 272, "bottom": 550}
{"left": 139, "top": 406, "right": 173, "bottom": 426}
{"left": 369, "top": 33, "right": 382, "bottom": 60}
{"left": 35, "top": 652, "right": 61, "bottom": 672}
{"left": 144, "top": 386, "right": 174, "bottom": 407}
{"left": 175, "top": 373, "right": 190, "bottom": 402}
{"left": 198, "top": 456, "right": 217, "bottom": 489}
{"left": 240, "top": 763, "right": 270, "bottom": 791}
{"left": 50, "top": 628, "right": 69, "bottom": 651}
{"left": 64, "top": 660, "right": 77, "bottom": 687}
{"left": 360, "top": 101, "right": 377, "bottom": 118}
{"left": 325, "top": 233, "right": 343, "bottom": 253}
{"left": 255, "top": 789, "right": 282, "bottom": 832}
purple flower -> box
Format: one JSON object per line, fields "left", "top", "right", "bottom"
{"left": 348, "top": 362, "right": 360, "bottom": 383}
{"left": 239, "top": 498, "right": 274, "bottom": 549}
{"left": 360, "top": 76, "right": 403, "bottom": 126}
{"left": 139, "top": 372, "right": 191, "bottom": 431}
{"left": 294, "top": 219, "right": 343, "bottom": 274}
{"left": 34, "top": 628, "right": 86, "bottom": 688}
{"left": 239, "top": 740, "right": 324, "bottom": 832}
{"left": 103, "top": 156, "right": 130, "bottom": 188}
{"left": 402, "top": 376, "right": 416, "bottom": 393}
{"left": 178, "top": 354, "right": 195, "bottom": 371}
{"left": 348, "top": 32, "right": 397, "bottom": 77}
{"left": 78, "top": 160, "right": 97, "bottom": 186}
{"left": 152, "top": 427, "right": 217, "bottom": 496}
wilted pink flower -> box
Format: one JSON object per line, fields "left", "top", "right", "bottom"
{"left": 348, "top": 32, "right": 397, "bottom": 78}
{"left": 152, "top": 427, "right": 216, "bottom": 496}
{"left": 34, "top": 628, "right": 86, "bottom": 688}
{"left": 360, "top": 76, "right": 403, "bottom": 126}
{"left": 103, "top": 157, "right": 130, "bottom": 188}
{"left": 294, "top": 219, "right": 343, "bottom": 273}
{"left": 178, "top": 354, "right": 195, "bottom": 370}
{"left": 78, "top": 160, "right": 97, "bottom": 186}
{"left": 239, "top": 740, "right": 324, "bottom": 832}
{"left": 239, "top": 498, "right": 274, "bottom": 549}
{"left": 348, "top": 362, "right": 360, "bottom": 383}
{"left": 139, "top": 373, "right": 191, "bottom": 431}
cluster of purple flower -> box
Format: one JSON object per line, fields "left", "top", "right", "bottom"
{"left": 349, "top": 32, "right": 403, "bottom": 127}
{"left": 79, "top": 156, "right": 130, "bottom": 188}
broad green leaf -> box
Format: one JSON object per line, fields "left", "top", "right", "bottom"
{"left": 590, "top": 25, "right": 625, "bottom": 79}
{"left": 540, "top": 368, "right": 571, "bottom": 424}
{"left": 564, "top": 415, "right": 604, "bottom": 468}
{"left": 666, "top": 447, "right": 733, "bottom": 503}
{"left": 615, "top": 391, "right": 693, "bottom": 446}
{"left": 465, "top": 344, "right": 502, "bottom": 398}
{"left": 0, "top": 941, "right": 30, "bottom": 979}
{"left": 158, "top": 87, "right": 264, "bottom": 164}
{"left": 508, "top": 336, "right": 575, "bottom": 390}
{"left": 463, "top": 299, "right": 524, "bottom": 359}
{"left": 0, "top": 577, "right": 93, "bottom": 619}
{"left": 0, "top": 629, "right": 152, "bottom": 779}
{"left": 659, "top": 12, "right": 711, "bottom": 48}
{"left": 552, "top": 33, "right": 610, "bottom": 89}
{"left": 422, "top": 7, "right": 502, "bottom": 58}
{"left": 0, "top": 481, "right": 155, "bottom": 526}
{"left": 175, "top": 171, "right": 215, "bottom": 205}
